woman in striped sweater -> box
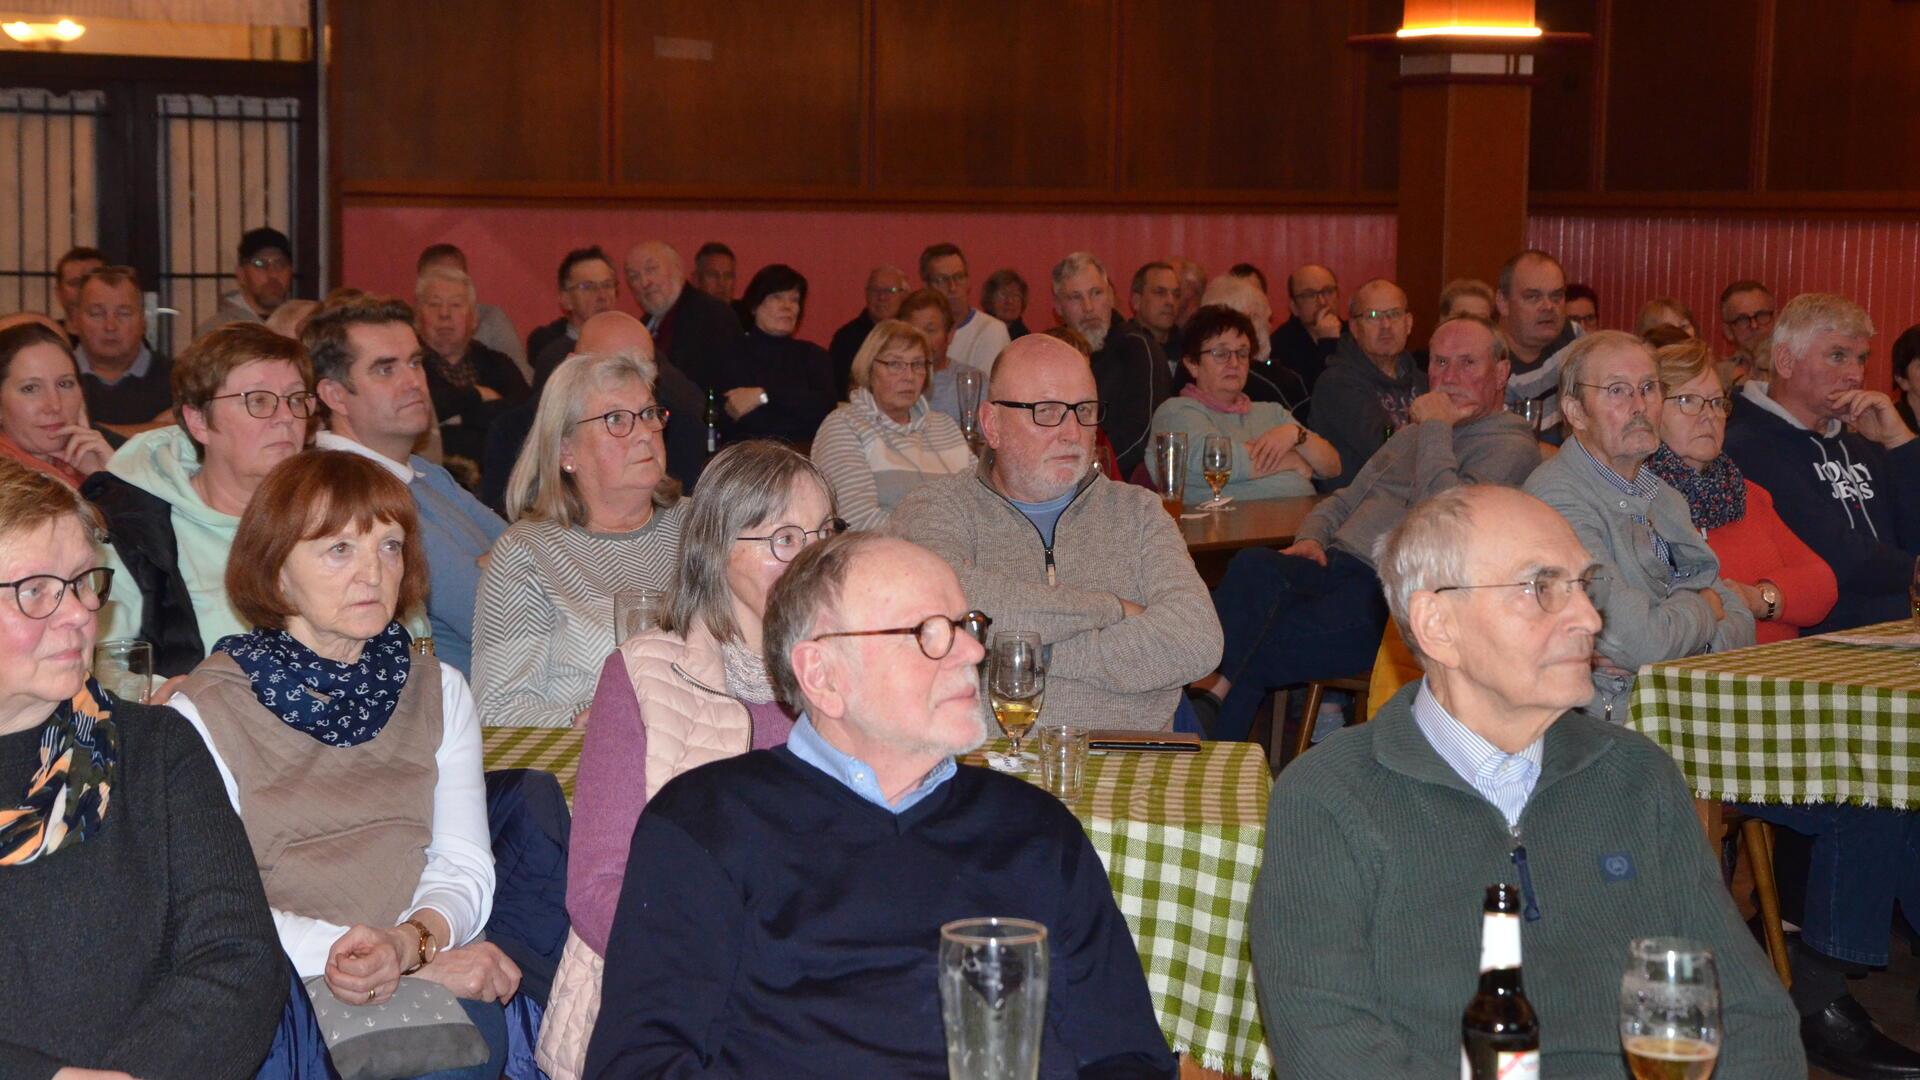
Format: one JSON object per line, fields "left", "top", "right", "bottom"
{"left": 810, "top": 320, "right": 974, "bottom": 530}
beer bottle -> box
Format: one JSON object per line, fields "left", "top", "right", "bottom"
{"left": 1461, "top": 883, "right": 1539, "bottom": 1079}
{"left": 704, "top": 388, "right": 720, "bottom": 454}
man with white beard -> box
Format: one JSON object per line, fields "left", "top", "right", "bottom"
{"left": 890, "top": 334, "right": 1221, "bottom": 732}
{"left": 1052, "top": 250, "right": 1173, "bottom": 476}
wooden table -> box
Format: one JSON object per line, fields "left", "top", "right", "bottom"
{"left": 1178, "top": 494, "right": 1322, "bottom": 586}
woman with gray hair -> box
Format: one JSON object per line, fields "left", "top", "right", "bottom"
{"left": 536, "top": 440, "right": 839, "bottom": 1078}
{"left": 470, "top": 349, "right": 685, "bottom": 727}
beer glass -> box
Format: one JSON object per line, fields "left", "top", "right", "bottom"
{"left": 1151, "top": 431, "right": 1188, "bottom": 518}
{"left": 1619, "top": 938, "right": 1721, "bottom": 1080}
{"left": 957, "top": 368, "right": 985, "bottom": 444}
{"left": 1198, "top": 434, "right": 1233, "bottom": 511}
{"left": 940, "top": 918, "right": 1049, "bottom": 1080}
{"left": 614, "top": 589, "right": 665, "bottom": 644}
{"left": 92, "top": 639, "right": 153, "bottom": 703}
{"left": 987, "top": 632, "right": 1044, "bottom": 771}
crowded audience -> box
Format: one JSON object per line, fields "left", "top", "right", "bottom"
{"left": 710, "top": 264, "right": 836, "bottom": 448}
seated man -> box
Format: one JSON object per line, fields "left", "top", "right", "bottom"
{"left": 1723, "top": 292, "right": 1920, "bottom": 633}
{"left": 1053, "top": 251, "right": 1170, "bottom": 476}
{"left": 1251, "top": 485, "right": 1803, "bottom": 1077}
{"left": 1311, "top": 277, "right": 1426, "bottom": 490}
{"left": 193, "top": 226, "right": 294, "bottom": 337}
{"left": 417, "top": 242, "right": 528, "bottom": 379}
{"left": 626, "top": 239, "right": 744, "bottom": 390}
{"left": 527, "top": 245, "right": 619, "bottom": 384}
{"left": 585, "top": 533, "right": 1175, "bottom": 1078}
{"left": 1196, "top": 315, "right": 1539, "bottom": 741}
{"left": 1525, "top": 330, "right": 1752, "bottom": 718}
{"left": 891, "top": 334, "right": 1221, "bottom": 731}
{"left": 71, "top": 265, "right": 174, "bottom": 433}
{"left": 829, "top": 264, "right": 909, "bottom": 397}
{"left": 415, "top": 263, "right": 530, "bottom": 467}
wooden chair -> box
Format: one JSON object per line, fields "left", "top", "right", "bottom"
{"left": 1723, "top": 808, "right": 1793, "bottom": 988}
{"left": 1285, "top": 621, "right": 1422, "bottom": 763}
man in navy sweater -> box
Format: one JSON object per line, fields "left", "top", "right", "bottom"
{"left": 584, "top": 533, "right": 1175, "bottom": 1079}
{"left": 1723, "top": 292, "right": 1920, "bottom": 633}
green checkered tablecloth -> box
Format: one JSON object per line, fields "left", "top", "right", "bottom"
{"left": 968, "top": 739, "right": 1274, "bottom": 1078}
{"left": 1627, "top": 621, "right": 1920, "bottom": 808}
{"left": 485, "top": 727, "right": 1273, "bottom": 1078}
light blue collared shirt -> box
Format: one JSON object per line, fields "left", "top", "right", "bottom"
{"left": 1411, "top": 679, "right": 1544, "bottom": 828}
{"left": 784, "top": 714, "right": 957, "bottom": 815}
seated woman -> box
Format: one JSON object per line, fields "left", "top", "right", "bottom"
{"left": 1196, "top": 273, "right": 1310, "bottom": 414}
{"left": 896, "top": 287, "right": 965, "bottom": 424}
{"left": 0, "top": 457, "right": 286, "bottom": 1079}
{"left": 1644, "top": 339, "right": 1836, "bottom": 644}
{"left": 0, "top": 322, "right": 113, "bottom": 487}
{"left": 538, "top": 440, "right": 838, "bottom": 1079}
{"left": 172, "top": 450, "right": 514, "bottom": 1079}
{"left": 712, "top": 264, "right": 836, "bottom": 448}
{"left": 473, "top": 349, "right": 686, "bottom": 727}
{"left": 85, "top": 322, "right": 316, "bottom": 676}
{"left": 810, "top": 320, "right": 973, "bottom": 530}
{"left": 1149, "top": 305, "right": 1339, "bottom": 503}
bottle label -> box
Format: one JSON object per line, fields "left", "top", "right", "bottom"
{"left": 1479, "top": 911, "right": 1521, "bottom": 973}
{"left": 1461, "top": 1049, "right": 1539, "bottom": 1080}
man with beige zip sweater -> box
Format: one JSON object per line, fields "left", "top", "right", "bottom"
{"left": 890, "top": 334, "right": 1221, "bottom": 731}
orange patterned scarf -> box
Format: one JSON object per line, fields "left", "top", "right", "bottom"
{"left": 0, "top": 680, "right": 117, "bottom": 866}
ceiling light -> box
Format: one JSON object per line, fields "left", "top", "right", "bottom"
{"left": 4, "top": 19, "right": 87, "bottom": 44}
{"left": 1396, "top": 24, "right": 1543, "bottom": 39}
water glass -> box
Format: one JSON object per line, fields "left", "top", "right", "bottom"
{"left": 940, "top": 917, "right": 1049, "bottom": 1080}
{"left": 614, "top": 589, "right": 665, "bottom": 644}
{"left": 1035, "top": 724, "right": 1088, "bottom": 801}
{"left": 93, "top": 639, "right": 153, "bottom": 704}
{"left": 1511, "top": 398, "right": 1546, "bottom": 433}
{"left": 1619, "top": 937, "right": 1721, "bottom": 1079}
{"left": 957, "top": 368, "right": 985, "bottom": 442}
{"left": 1151, "top": 431, "right": 1188, "bottom": 517}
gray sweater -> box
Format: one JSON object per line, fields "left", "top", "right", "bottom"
{"left": 889, "top": 465, "right": 1222, "bottom": 730}
{"left": 1525, "top": 441, "right": 1753, "bottom": 718}
{"left": 1296, "top": 411, "right": 1541, "bottom": 566}
{"left": 1250, "top": 684, "right": 1804, "bottom": 1078}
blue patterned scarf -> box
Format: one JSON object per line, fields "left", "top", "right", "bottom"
{"left": 1644, "top": 444, "right": 1748, "bottom": 533}
{"left": 214, "top": 623, "right": 412, "bottom": 747}
{"left": 0, "top": 679, "right": 117, "bottom": 865}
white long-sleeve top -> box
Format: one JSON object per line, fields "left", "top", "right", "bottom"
{"left": 171, "top": 669, "right": 496, "bottom": 978}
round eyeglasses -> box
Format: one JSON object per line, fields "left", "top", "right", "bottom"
{"left": 736, "top": 518, "right": 849, "bottom": 563}
{"left": 812, "top": 609, "right": 993, "bottom": 660}
{"left": 204, "top": 389, "right": 317, "bottom": 419}
{"left": 1433, "top": 568, "right": 1611, "bottom": 614}
{"left": 0, "top": 567, "right": 113, "bottom": 619}
{"left": 575, "top": 406, "right": 670, "bottom": 438}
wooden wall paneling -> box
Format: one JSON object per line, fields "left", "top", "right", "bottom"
{"left": 1527, "top": 0, "right": 1597, "bottom": 192}
{"left": 1601, "top": 0, "right": 1754, "bottom": 192}
{"left": 1356, "top": 0, "right": 1400, "bottom": 192}
{"left": 871, "top": 0, "right": 1110, "bottom": 191}
{"left": 614, "top": 0, "right": 863, "bottom": 188}
{"left": 1117, "top": 0, "right": 1357, "bottom": 192}
{"left": 330, "top": 0, "right": 604, "bottom": 185}
{"left": 1766, "top": 1, "right": 1920, "bottom": 192}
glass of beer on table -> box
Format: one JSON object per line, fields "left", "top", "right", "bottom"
{"left": 1151, "top": 431, "right": 1187, "bottom": 518}
{"left": 1620, "top": 937, "right": 1720, "bottom": 1079}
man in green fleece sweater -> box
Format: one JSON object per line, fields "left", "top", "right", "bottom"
{"left": 1251, "top": 485, "right": 1802, "bottom": 1077}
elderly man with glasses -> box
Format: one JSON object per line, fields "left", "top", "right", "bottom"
{"left": 1309, "top": 278, "right": 1427, "bottom": 490}
{"left": 890, "top": 333, "right": 1221, "bottom": 732}
{"left": 1524, "top": 329, "right": 1754, "bottom": 720}
{"left": 583, "top": 531, "right": 1176, "bottom": 1077}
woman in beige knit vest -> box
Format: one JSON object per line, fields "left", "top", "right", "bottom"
{"left": 171, "top": 450, "right": 515, "bottom": 1080}
{"left": 537, "top": 441, "right": 837, "bottom": 1079}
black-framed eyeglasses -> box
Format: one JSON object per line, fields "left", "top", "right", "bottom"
{"left": 991, "top": 399, "right": 1106, "bottom": 427}
{"left": 813, "top": 609, "right": 993, "bottom": 660}
{"left": 1725, "top": 309, "right": 1774, "bottom": 332}
{"left": 1291, "top": 285, "right": 1338, "bottom": 303}
{"left": 737, "top": 518, "right": 849, "bottom": 563}
{"left": 575, "top": 406, "right": 670, "bottom": 438}
{"left": 1574, "top": 379, "right": 1662, "bottom": 404}
{"left": 566, "top": 279, "right": 618, "bottom": 295}
{"left": 204, "top": 389, "right": 317, "bottom": 419}
{"left": 1433, "top": 568, "right": 1611, "bottom": 614}
{"left": 1665, "top": 393, "right": 1734, "bottom": 418}
{"left": 0, "top": 567, "right": 112, "bottom": 620}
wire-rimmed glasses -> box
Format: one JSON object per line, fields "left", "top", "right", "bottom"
{"left": 736, "top": 518, "right": 849, "bottom": 563}
{"left": 1433, "top": 568, "right": 1611, "bottom": 614}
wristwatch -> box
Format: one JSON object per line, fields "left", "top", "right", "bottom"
{"left": 400, "top": 918, "right": 439, "bottom": 976}
{"left": 757, "top": 390, "right": 770, "bottom": 406}
{"left": 1758, "top": 581, "right": 1781, "bottom": 621}
{"left": 1292, "top": 425, "right": 1309, "bottom": 448}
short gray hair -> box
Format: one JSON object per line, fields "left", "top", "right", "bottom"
{"left": 1556, "top": 329, "right": 1651, "bottom": 405}
{"left": 763, "top": 530, "right": 889, "bottom": 713}
{"left": 1050, "top": 251, "right": 1107, "bottom": 295}
{"left": 414, "top": 264, "right": 476, "bottom": 307}
{"left": 1771, "top": 292, "right": 1874, "bottom": 366}
{"left": 1373, "top": 486, "right": 1483, "bottom": 666}
{"left": 667, "top": 441, "right": 834, "bottom": 645}
{"left": 1432, "top": 313, "right": 1509, "bottom": 365}
{"left": 502, "top": 348, "right": 680, "bottom": 526}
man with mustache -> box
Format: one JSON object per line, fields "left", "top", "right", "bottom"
{"left": 890, "top": 334, "right": 1220, "bottom": 731}
{"left": 1524, "top": 329, "right": 1752, "bottom": 719}
{"left": 584, "top": 533, "right": 1175, "bottom": 1077}
{"left": 1052, "top": 250, "right": 1172, "bottom": 475}
{"left": 1251, "top": 485, "right": 1802, "bottom": 1077}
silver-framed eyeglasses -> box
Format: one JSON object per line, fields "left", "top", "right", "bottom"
{"left": 1575, "top": 379, "right": 1662, "bottom": 403}
{"left": 873, "top": 357, "right": 931, "bottom": 376}
{"left": 1199, "top": 345, "right": 1252, "bottom": 363}
{"left": 205, "top": 389, "right": 317, "bottom": 419}
{"left": 246, "top": 254, "right": 291, "bottom": 272}
{"left": 737, "top": 518, "right": 849, "bottom": 563}
{"left": 1433, "top": 568, "right": 1611, "bottom": 613}
{"left": 813, "top": 610, "right": 993, "bottom": 660}
{"left": 1354, "top": 307, "right": 1406, "bottom": 322}
{"left": 1666, "top": 393, "right": 1734, "bottom": 417}
{"left": 991, "top": 399, "right": 1106, "bottom": 427}
{"left": 1, "top": 567, "right": 112, "bottom": 619}
{"left": 576, "top": 406, "right": 670, "bottom": 437}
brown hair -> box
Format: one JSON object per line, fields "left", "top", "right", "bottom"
{"left": 0, "top": 322, "right": 77, "bottom": 386}
{"left": 173, "top": 322, "right": 314, "bottom": 457}
{"left": 302, "top": 293, "right": 415, "bottom": 388}
{"left": 0, "top": 456, "right": 103, "bottom": 546}
{"left": 896, "top": 287, "right": 955, "bottom": 333}
{"left": 226, "top": 451, "right": 426, "bottom": 631}
{"left": 1653, "top": 338, "right": 1718, "bottom": 392}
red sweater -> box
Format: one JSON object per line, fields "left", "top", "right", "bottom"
{"left": 1704, "top": 480, "right": 1839, "bottom": 644}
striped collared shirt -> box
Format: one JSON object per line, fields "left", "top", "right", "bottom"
{"left": 1411, "top": 679, "right": 1543, "bottom": 828}
{"left": 1568, "top": 434, "right": 1674, "bottom": 576}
